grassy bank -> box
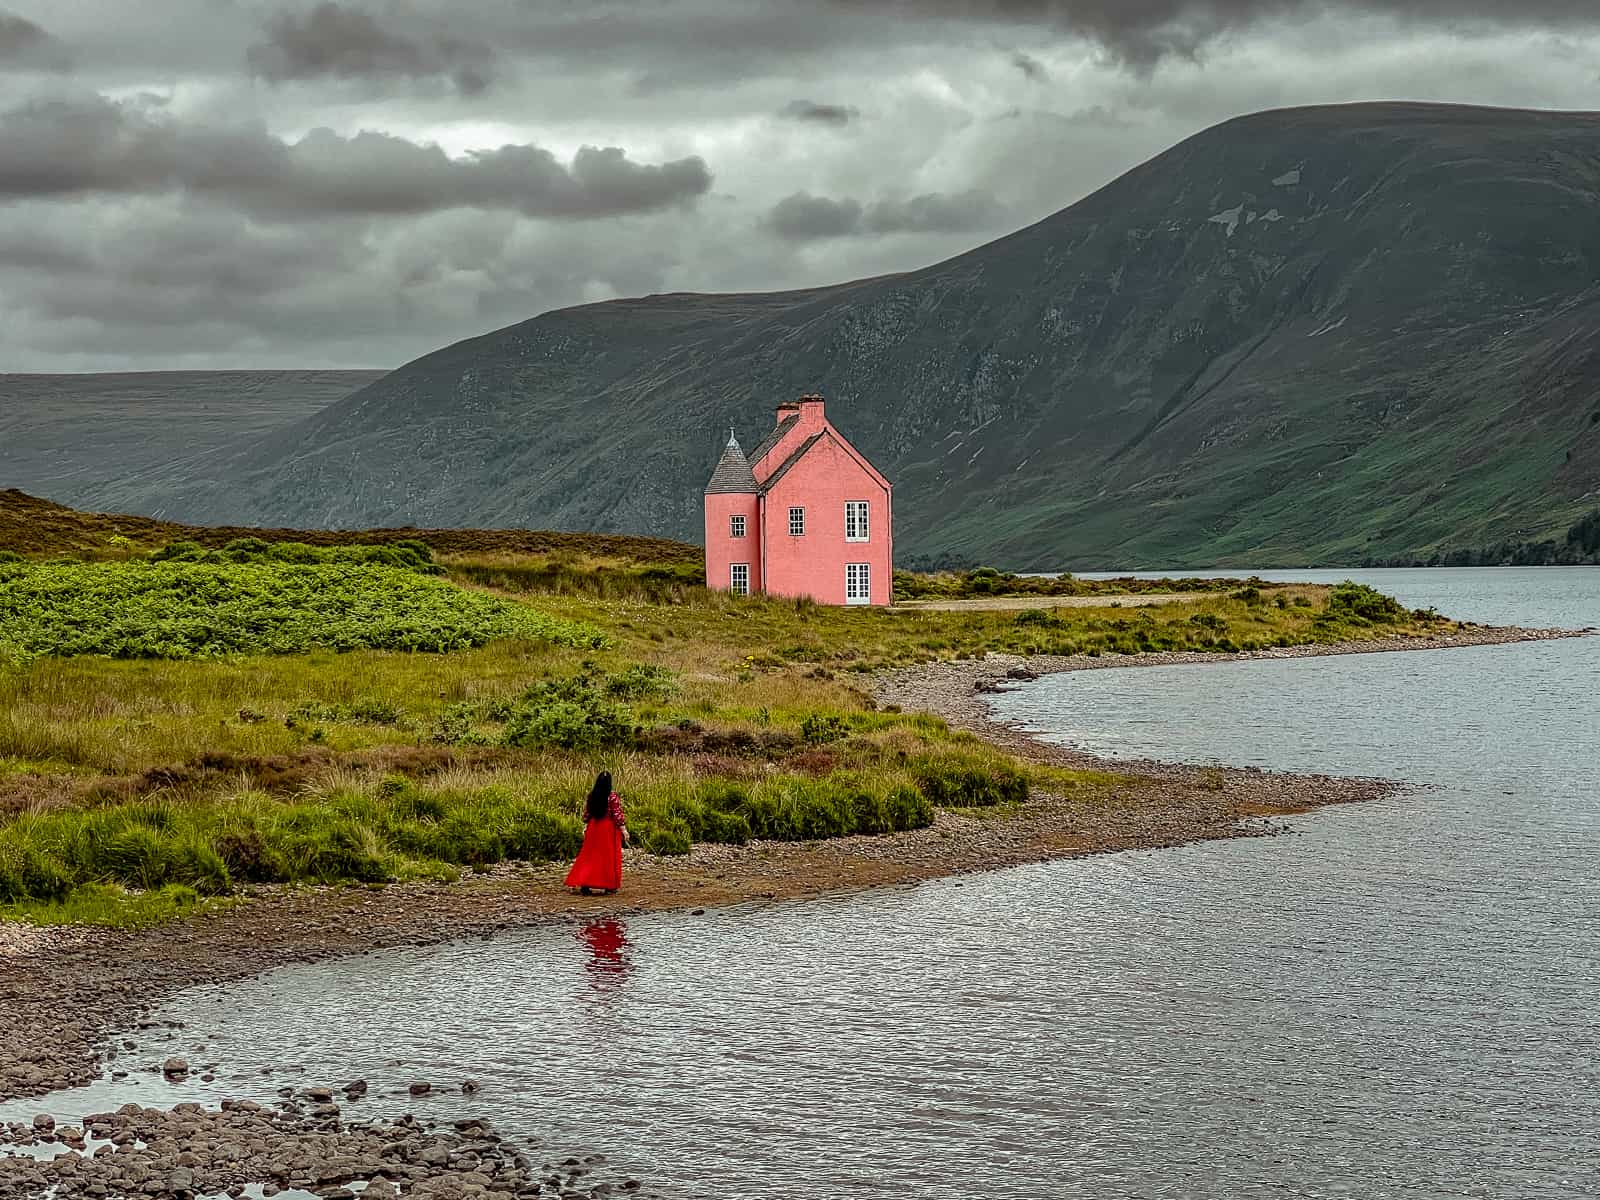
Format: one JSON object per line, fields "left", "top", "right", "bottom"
{"left": 891, "top": 566, "right": 1253, "bottom": 600}
{"left": 0, "top": 520, "right": 1455, "bottom": 924}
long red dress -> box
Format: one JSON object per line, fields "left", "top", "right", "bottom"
{"left": 564, "top": 792, "right": 626, "bottom": 891}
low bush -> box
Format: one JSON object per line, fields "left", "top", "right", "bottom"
{"left": 602, "top": 664, "right": 676, "bottom": 700}
{"left": 1326, "top": 581, "right": 1408, "bottom": 623}
{"left": 151, "top": 538, "right": 443, "bottom": 574}
{"left": 0, "top": 559, "right": 606, "bottom": 663}
{"left": 501, "top": 675, "right": 636, "bottom": 751}
{"left": 800, "top": 713, "right": 848, "bottom": 745}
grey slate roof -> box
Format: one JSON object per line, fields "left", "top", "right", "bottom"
{"left": 747, "top": 415, "right": 798, "bottom": 467}
{"left": 758, "top": 432, "right": 826, "bottom": 494}
{"left": 704, "top": 433, "right": 760, "bottom": 494}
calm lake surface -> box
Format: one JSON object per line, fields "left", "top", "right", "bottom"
{"left": 8, "top": 569, "right": 1598, "bottom": 1199}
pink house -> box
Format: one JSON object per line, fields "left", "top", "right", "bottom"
{"left": 704, "top": 393, "right": 893, "bottom": 605}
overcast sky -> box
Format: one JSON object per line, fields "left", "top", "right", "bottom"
{"left": 1, "top": 1, "right": 1598, "bottom": 372}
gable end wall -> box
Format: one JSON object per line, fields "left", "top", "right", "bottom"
{"left": 761, "top": 434, "right": 892, "bottom": 605}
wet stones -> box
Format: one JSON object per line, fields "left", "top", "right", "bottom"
{"left": 161, "top": 1056, "right": 189, "bottom": 1078}
{"left": 408, "top": 1081, "right": 432, "bottom": 1096}
{"left": 0, "top": 1099, "right": 637, "bottom": 1200}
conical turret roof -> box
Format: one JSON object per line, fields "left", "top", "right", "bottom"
{"left": 705, "top": 430, "right": 759, "bottom": 494}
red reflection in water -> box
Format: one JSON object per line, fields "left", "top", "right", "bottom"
{"left": 577, "top": 919, "right": 633, "bottom": 996}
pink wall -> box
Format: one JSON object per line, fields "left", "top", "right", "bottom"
{"left": 760, "top": 435, "right": 892, "bottom": 606}
{"left": 704, "top": 491, "right": 762, "bottom": 596}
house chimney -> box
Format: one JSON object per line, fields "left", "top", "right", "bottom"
{"left": 775, "top": 399, "right": 800, "bottom": 424}
{"left": 795, "top": 392, "right": 825, "bottom": 426}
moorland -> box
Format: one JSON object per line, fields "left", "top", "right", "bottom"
{"left": 0, "top": 490, "right": 1469, "bottom": 928}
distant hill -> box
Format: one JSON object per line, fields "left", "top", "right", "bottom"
{"left": 44, "top": 103, "right": 1600, "bottom": 568}
{"left": 0, "top": 370, "right": 384, "bottom": 515}
{"left": 0, "top": 489, "right": 700, "bottom": 565}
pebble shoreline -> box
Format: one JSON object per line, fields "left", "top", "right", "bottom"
{"left": 1, "top": 622, "right": 1585, "bottom": 1197}
{"left": 1, "top": 1096, "right": 654, "bottom": 1199}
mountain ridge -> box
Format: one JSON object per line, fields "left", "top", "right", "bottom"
{"left": 27, "top": 101, "right": 1600, "bottom": 568}
{"left": 0, "top": 370, "right": 385, "bottom": 515}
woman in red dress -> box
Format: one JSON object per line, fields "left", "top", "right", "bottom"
{"left": 564, "top": 770, "right": 629, "bottom": 894}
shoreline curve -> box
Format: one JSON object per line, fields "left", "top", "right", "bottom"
{"left": 0, "top": 623, "right": 1585, "bottom": 1105}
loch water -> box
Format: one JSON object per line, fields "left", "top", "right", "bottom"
{"left": 6, "top": 569, "right": 1597, "bottom": 1199}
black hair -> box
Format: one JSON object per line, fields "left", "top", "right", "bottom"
{"left": 586, "top": 771, "right": 613, "bottom": 822}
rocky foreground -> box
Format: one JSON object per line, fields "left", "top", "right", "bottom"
{"left": 0, "top": 1095, "right": 649, "bottom": 1199}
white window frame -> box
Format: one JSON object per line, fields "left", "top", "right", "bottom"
{"left": 788, "top": 506, "right": 806, "bottom": 537}
{"left": 730, "top": 563, "right": 750, "bottom": 596}
{"left": 729, "top": 514, "right": 746, "bottom": 538}
{"left": 845, "top": 500, "right": 869, "bottom": 542}
{"left": 845, "top": 563, "right": 871, "bottom": 605}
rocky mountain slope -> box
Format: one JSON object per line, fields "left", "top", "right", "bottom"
{"left": 0, "top": 371, "right": 383, "bottom": 514}
{"left": 77, "top": 104, "right": 1600, "bottom": 567}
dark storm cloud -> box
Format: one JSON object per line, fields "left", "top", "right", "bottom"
{"left": 0, "top": 96, "right": 712, "bottom": 218}
{"left": 3, "top": 0, "right": 1600, "bottom": 373}
{"left": 779, "top": 100, "right": 859, "bottom": 126}
{"left": 847, "top": 0, "right": 1600, "bottom": 65}
{"left": 0, "top": 9, "right": 68, "bottom": 69}
{"left": 767, "top": 189, "right": 1004, "bottom": 240}
{"left": 248, "top": 2, "right": 495, "bottom": 96}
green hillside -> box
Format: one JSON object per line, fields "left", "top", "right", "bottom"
{"left": 40, "top": 104, "right": 1600, "bottom": 568}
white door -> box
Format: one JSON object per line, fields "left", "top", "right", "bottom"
{"left": 845, "top": 562, "right": 871, "bottom": 605}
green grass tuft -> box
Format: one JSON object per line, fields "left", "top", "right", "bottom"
{"left": 2, "top": 882, "right": 229, "bottom": 928}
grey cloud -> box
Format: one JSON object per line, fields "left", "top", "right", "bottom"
{"left": 766, "top": 192, "right": 864, "bottom": 240}
{"left": 863, "top": 189, "right": 1005, "bottom": 234}
{"left": 767, "top": 188, "right": 1005, "bottom": 240}
{"left": 780, "top": 99, "right": 859, "bottom": 126}
{"left": 1011, "top": 51, "right": 1046, "bottom": 79}
{"left": 0, "top": 195, "right": 707, "bottom": 368}
{"left": 0, "top": 95, "right": 712, "bottom": 219}
{"left": 842, "top": 1, "right": 1600, "bottom": 66}
{"left": 248, "top": 2, "right": 494, "bottom": 95}
{"left": 0, "top": 9, "right": 69, "bottom": 69}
